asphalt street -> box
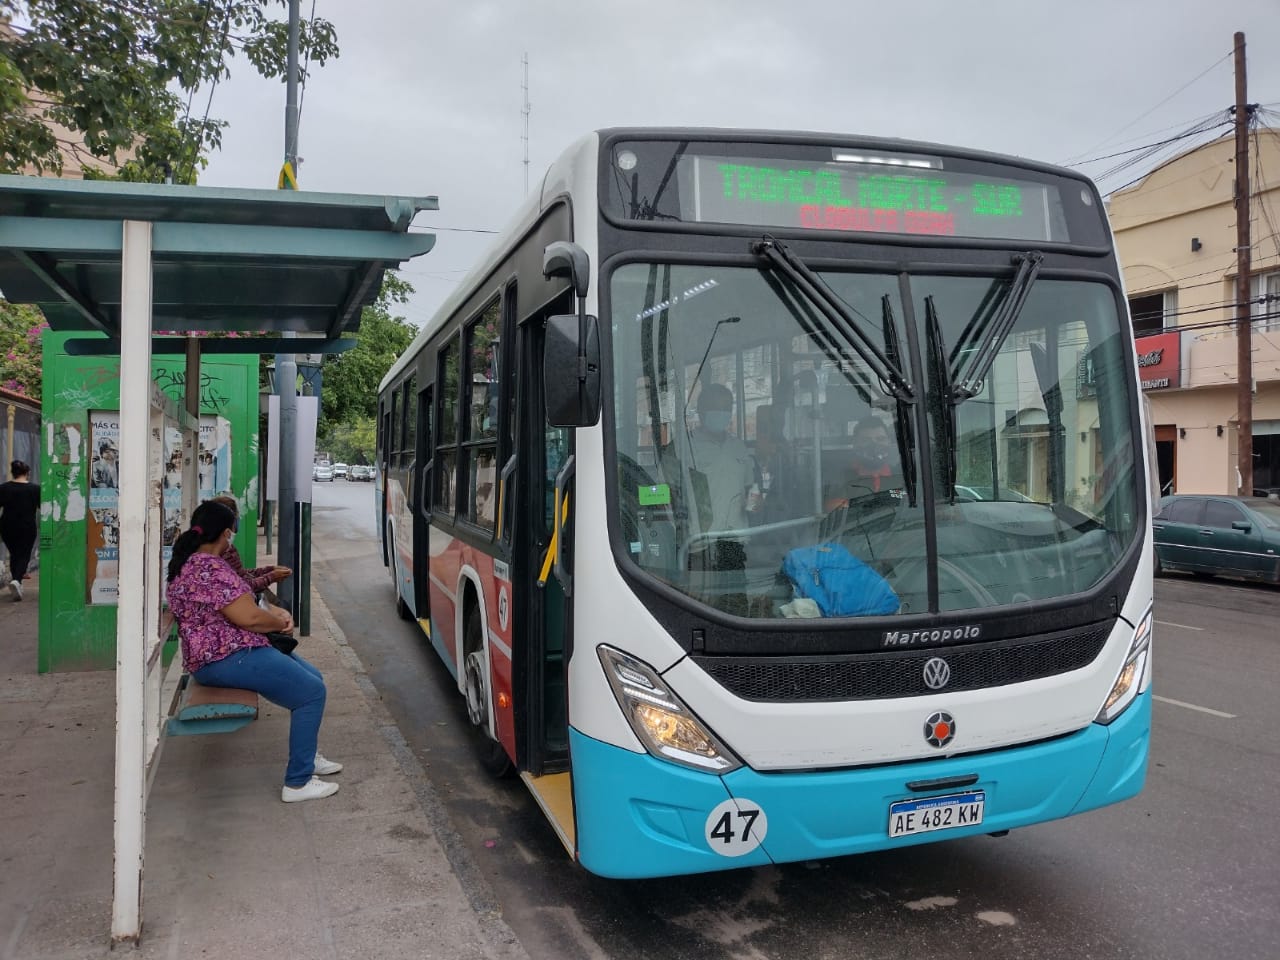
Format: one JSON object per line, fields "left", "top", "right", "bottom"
{"left": 308, "top": 478, "right": 1280, "bottom": 960}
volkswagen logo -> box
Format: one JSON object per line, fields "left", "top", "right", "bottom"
{"left": 924, "top": 711, "right": 956, "bottom": 748}
{"left": 922, "top": 657, "right": 951, "bottom": 690}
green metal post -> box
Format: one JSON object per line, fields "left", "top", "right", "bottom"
{"left": 299, "top": 501, "right": 311, "bottom": 636}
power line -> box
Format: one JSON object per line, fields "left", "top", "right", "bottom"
{"left": 296, "top": 0, "right": 318, "bottom": 132}
{"left": 176, "top": 0, "right": 216, "bottom": 154}
{"left": 1093, "top": 114, "right": 1233, "bottom": 187}
{"left": 1062, "top": 50, "right": 1233, "bottom": 164}
{"left": 1071, "top": 111, "right": 1230, "bottom": 168}
{"left": 182, "top": 0, "right": 233, "bottom": 183}
{"left": 1103, "top": 129, "right": 1235, "bottom": 196}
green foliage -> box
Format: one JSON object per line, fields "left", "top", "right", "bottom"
{"left": 0, "top": 0, "right": 339, "bottom": 181}
{"left": 0, "top": 300, "right": 48, "bottom": 399}
{"left": 319, "top": 272, "right": 417, "bottom": 434}
{"left": 322, "top": 415, "right": 376, "bottom": 465}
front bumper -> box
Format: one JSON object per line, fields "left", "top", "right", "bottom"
{"left": 570, "top": 688, "right": 1151, "bottom": 878}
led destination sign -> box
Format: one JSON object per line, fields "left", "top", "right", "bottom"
{"left": 679, "top": 154, "right": 1066, "bottom": 242}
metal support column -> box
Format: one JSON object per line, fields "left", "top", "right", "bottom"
{"left": 111, "top": 219, "right": 153, "bottom": 944}
{"left": 276, "top": 355, "right": 298, "bottom": 613}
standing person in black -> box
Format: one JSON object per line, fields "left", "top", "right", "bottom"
{"left": 0, "top": 460, "right": 40, "bottom": 601}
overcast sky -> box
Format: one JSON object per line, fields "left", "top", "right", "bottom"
{"left": 200, "top": 0, "right": 1280, "bottom": 326}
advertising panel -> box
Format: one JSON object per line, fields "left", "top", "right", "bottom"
{"left": 1135, "top": 331, "right": 1181, "bottom": 390}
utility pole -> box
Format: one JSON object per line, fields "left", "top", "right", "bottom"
{"left": 275, "top": 0, "right": 301, "bottom": 613}
{"left": 522, "top": 53, "right": 531, "bottom": 194}
{"left": 1233, "top": 30, "right": 1253, "bottom": 494}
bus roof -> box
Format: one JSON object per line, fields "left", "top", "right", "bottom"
{"left": 380, "top": 127, "right": 1099, "bottom": 393}
{"left": 380, "top": 131, "right": 598, "bottom": 393}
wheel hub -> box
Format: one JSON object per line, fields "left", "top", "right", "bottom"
{"left": 464, "top": 650, "right": 487, "bottom": 727}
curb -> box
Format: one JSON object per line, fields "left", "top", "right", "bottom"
{"left": 313, "top": 592, "right": 531, "bottom": 960}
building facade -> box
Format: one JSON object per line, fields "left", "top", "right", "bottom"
{"left": 1108, "top": 129, "right": 1280, "bottom": 496}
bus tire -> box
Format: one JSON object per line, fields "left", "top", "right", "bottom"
{"left": 464, "top": 614, "right": 513, "bottom": 778}
{"left": 389, "top": 528, "right": 413, "bottom": 622}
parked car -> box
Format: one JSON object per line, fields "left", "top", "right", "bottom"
{"left": 332, "top": 462, "right": 348, "bottom": 479}
{"left": 348, "top": 464, "right": 373, "bottom": 482}
{"left": 1153, "top": 494, "right": 1280, "bottom": 582}
{"left": 312, "top": 463, "right": 334, "bottom": 482}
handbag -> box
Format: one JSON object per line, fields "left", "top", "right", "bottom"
{"left": 265, "top": 631, "right": 298, "bottom": 656}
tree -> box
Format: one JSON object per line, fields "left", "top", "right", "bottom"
{"left": 0, "top": 1, "right": 338, "bottom": 181}
{"left": 322, "top": 416, "right": 376, "bottom": 465}
{"left": 319, "top": 272, "right": 417, "bottom": 433}
{"left": 0, "top": 300, "right": 47, "bottom": 398}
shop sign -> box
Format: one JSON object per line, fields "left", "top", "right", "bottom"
{"left": 1135, "top": 331, "right": 1181, "bottom": 390}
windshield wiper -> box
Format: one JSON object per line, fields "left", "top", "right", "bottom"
{"left": 951, "top": 251, "right": 1043, "bottom": 400}
{"left": 752, "top": 236, "right": 914, "bottom": 403}
{"left": 924, "top": 295, "right": 959, "bottom": 503}
{"left": 882, "top": 295, "right": 918, "bottom": 507}
{"left": 928, "top": 251, "right": 1045, "bottom": 504}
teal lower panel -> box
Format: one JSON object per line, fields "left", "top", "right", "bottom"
{"left": 1072, "top": 688, "right": 1151, "bottom": 813}
{"left": 569, "top": 689, "right": 1151, "bottom": 878}
{"left": 570, "top": 730, "right": 771, "bottom": 878}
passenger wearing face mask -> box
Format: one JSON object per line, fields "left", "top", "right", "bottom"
{"left": 686, "top": 383, "right": 757, "bottom": 615}
{"left": 827, "top": 416, "right": 899, "bottom": 511}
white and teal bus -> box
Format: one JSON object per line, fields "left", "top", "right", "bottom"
{"left": 377, "top": 129, "right": 1154, "bottom": 878}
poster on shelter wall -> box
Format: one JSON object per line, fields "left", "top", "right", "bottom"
{"left": 161, "top": 423, "right": 185, "bottom": 565}
{"left": 87, "top": 412, "right": 121, "bottom": 605}
{"left": 198, "top": 416, "right": 232, "bottom": 501}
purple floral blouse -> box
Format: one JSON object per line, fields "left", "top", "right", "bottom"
{"left": 167, "top": 553, "right": 268, "bottom": 673}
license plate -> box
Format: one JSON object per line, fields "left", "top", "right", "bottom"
{"left": 888, "top": 791, "right": 985, "bottom": 838}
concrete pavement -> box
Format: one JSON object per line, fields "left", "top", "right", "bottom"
{"left": 0, "top": 555, "right": 532, "bottom": 959}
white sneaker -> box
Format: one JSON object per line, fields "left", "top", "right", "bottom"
{"left": 313, "top": 752, "right": 343, "bottom": 775}
{"left": 8, "top": 580, "right": 20, "bottom": 601}
{"left": 281, "top": 776, "right": 339, "bottom": 803}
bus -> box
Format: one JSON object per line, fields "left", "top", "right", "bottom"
{"left": 377, "top": 128, "right": 1154, "bottom": 878}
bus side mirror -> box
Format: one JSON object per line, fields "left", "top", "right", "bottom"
{"left": 542, "top": 241, "right": 589, "bottom": 299}
{"left": 544, "top": 314, "right": 601, "bottom": 427}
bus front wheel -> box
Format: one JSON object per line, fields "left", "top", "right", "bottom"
{"left": 464, "top": 616, "right": 514, "bottom": 778}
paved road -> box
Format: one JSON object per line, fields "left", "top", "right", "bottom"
{"left": 308, "top": 479, "right": 1280, "bottom": 960}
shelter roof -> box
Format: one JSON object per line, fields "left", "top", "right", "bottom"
{"left": 0, "top": 174, "right": 437, "bottom": 345}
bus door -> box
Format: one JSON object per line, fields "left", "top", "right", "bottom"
{"left": 512, "top": 300, "right": 576, "bottom": 853}
{"left": 412, "top": 384, "right": 433, "bottom": 625}
{"left": 379, "top": 403, "right": 391, "bottom": 566}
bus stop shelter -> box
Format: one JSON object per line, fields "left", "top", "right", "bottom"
{"left": 0, "top": 174, "right": 436, "bottom": 942}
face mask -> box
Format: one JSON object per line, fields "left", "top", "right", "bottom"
{"left": 702, "top": 411, "right": 732, "bottom": 433}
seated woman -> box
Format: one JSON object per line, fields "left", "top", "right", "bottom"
{"left": 166, "top": 499, "right": 342, "bottom": 803}
{"left": 210, "top": 495, "right": 291, "bottom": 601}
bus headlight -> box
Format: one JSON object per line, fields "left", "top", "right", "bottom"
{"left": 598, "top": 646, "right": 741, "bottom": 773}
{"left": 1096, "top": 605, "right": 1153, "bottom": 724}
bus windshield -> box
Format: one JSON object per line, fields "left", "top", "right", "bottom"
{"left": 608, "top": 262, "right": 1138, "bottom": 619}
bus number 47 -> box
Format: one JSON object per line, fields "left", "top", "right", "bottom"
{"left": 711, "top": 808, "right": 759, "bottom": 844}
{"left": 704, "top": 798, "right": 768, "bottom": 857}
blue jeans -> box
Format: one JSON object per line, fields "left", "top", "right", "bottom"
{"left": 194, "top": 646, "right": 327, "bottom": 787}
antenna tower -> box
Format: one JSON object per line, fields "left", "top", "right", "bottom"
{"left": 522, "top": 53, "right": 531, "bottom": 194}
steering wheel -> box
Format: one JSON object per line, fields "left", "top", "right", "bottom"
{"left": 891, "top": 555, "right": 1001, "bottom": 611}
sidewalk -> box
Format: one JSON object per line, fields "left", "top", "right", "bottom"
{"left": 0, "top": 559, "right": 530, "bottom": 959}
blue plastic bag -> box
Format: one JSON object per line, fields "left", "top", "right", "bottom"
{"left": 781, "top": 544, "right": 899, "bottom": 617}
